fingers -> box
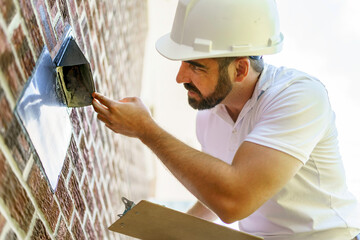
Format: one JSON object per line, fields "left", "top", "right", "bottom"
{"left": 92, "top": 97, "right": 109, "bottom": 116}
{"left": 92, "top": 92, "right": 115, "bottom": 108}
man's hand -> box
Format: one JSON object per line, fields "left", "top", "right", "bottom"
{"left": 92, "top": 92, "right": 154, "bottom": 138}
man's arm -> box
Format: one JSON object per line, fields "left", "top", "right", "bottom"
{"left": 92, "top": 93, "right": 303, "bottom": 223}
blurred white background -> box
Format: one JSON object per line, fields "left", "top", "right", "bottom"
{"left": 141, "top": 0, "right": 360, "bottom": 209}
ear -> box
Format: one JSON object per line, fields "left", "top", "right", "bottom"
{"left": 233, "top": 57, "right": 250, "bottom": 82}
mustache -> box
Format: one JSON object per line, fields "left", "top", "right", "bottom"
{"left": 184, "top": 83, "right": 201, "bottom": 95}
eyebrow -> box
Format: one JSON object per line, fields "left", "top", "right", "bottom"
{"left": 185, "top": 60, "right": 208, "bottom": 69}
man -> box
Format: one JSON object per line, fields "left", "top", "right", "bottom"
{"left": 92, "top": 0, "right": 360, "bottom": 239}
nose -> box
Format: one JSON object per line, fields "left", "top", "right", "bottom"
{"left": 176, "top": 62, "right": 191, "bottom": 84}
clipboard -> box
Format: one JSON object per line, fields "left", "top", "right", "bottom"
{"left": 109, "top": 198, "right": 263, "bottom": 240}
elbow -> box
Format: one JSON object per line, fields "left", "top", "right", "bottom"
{"left": 215, "top": 199, "right": 253, "bottom": 224}
{"left": 217, "top": 209, "right": 244, "bottom": 224}
{"left": 219, "top": 215, "right": 238, "bottom": 224}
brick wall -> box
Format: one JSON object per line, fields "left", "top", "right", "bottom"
{"left": 0, "top": 0, "right": 150, "bottom": 239}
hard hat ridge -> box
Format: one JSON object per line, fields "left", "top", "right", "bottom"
{"left": 156, "top": 0, "right": 284, "bottom": 61}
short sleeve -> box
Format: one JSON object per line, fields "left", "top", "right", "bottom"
{"left": 245, "top": 79, "right": 331, "bottom": 164}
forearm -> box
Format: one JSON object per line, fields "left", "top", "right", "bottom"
{"left": 187, "top": 201, "right": 218, "bottom": 221}
{"left": 139, "top": 121, "right": 241, "bottom": 222}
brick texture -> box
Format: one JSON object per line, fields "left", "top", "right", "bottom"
{"left": 27, "top": 163, "right": 60, "bottom": 232}
{"left": 71, "top": 214, "right": 85, "bottom": 240}
{"left": 0, "top": 87, "right": 13, "bottom": 135}
{"left": 19, "top": 0, "right": 44, "bottom": 58}
{"left": 0, "top": 27, "right": 24, "bottom": 99}
{"left": 5, "top": 229, "right": 18, "bottom": 240}
{"left": 55, "top": 217, "right": 72, "bottom": 240}
{"left": 0, "top": 0, "right": 150, "bottom": 239}
{"left": 0, "top": 0, "right": 16, "bottom": 25}
{"left": 0, "top": 150, "right": 34, "bottom": 233}
{"left": 11, "top": 26, "right": 35, "bottom": 80}
{"left": 30, "top": 219, "right": 51, "bottom": 240}
{"left": 55, "top": 175, "right": 73, "bottom": 224}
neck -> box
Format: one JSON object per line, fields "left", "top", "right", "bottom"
{"left": 223, "top": 71, "right": 261, "bottom": 122}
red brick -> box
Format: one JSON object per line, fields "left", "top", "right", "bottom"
{"left": 91, "top": 36, "right": 99, "bottom": 69}
{"left": 0, "top": 91, "right": 13, "bottom": 135}
{"left": 84, "top": 216, "right": 96, "bottom": 240}
{"left": 11, "top": 146, "right": 26, "bottom": 172}
{"left": 4, "top": 229, "right": 18, "bottom": 240}
{"left": 68, "top": 172, "right": 85, "bottom": 221}
{"left": 68, "top": 137, "right": 83, "bottom": 179}
{"left": 47, "top": 0, "right": 56, "bottom": 9}
{"left": 74, "top": 22, "right": 84, "bottom": 53}
{"left": 55, "top": 217, "right": 72, "bottom": 240}
{"left": 78, "top": 108, "right": 90, "bottom": 140}
{"left": 17, "top": 132, "right": 30, "bottom": 154}
{"left": 0, "top": 211, "right": 6, "bottom": 233}
{"left": 0, "top": 0, "right": 16, "bottom": 25}
{"left": 0, "top": 27, "right": 24, "bottom": 98}
{"left": 54, "top": 17, "right": 65, "bottom": 40}
{"left": 5, "top": 120, "right": 30, "bottom": 172}
{"left": 92, "top": 180, "right": 102, "bottom": 214}
{"left": 94, "top": 214, "right": 103, "bottom": 239}
{"left": 91, "top": 8, "right": 98, "bottom": 34}
{"left": 83, "top": 0, "right": 91, "bottom": 29}
{"left": 81, "top": 176, "right": 93, "bottom": 213}
{"left": 19, "top": 0, "right": 44, "bottom": 58}
{"left": 85, "top": 106, "right": 94, "bottom": 120}
{"left": 96, "top": 26, "right": 103, "bottom": 54}
{"left": 49, "top": 0, "right": 58, "bottom": 19}
{"left": 33, "top": 0, "right": 57, "bottom": 51}
{"left": 89, "top": 144, "right": 99, "bottom": 178}
{"left": 58, "top": 0, "right": 70, "bottom": 22}
{"left": 71, "top": 214, "right": 85, "bottom": 240}
{"left": 55, "top": 175, "right": 73, "bottom": 224}
{"left": 11, "top": 25, "right": 35, "bottom": 80}
{"left": 82, "top": 24, "right": 92, "bottom": 61}
{"left": 15, "top": 132, "right": 31, "bottom": 169}
{"left": 100, "top": 182, "right": 108, "bottom": 210}
{"left": 70, "top": 109, "right": 81, "bottom": 137}
{"left": 27, "top": 164, "right": 60, "bottom": 232}
{"left": 0, "top": 151, "right": 34, "bottom": 233}
{"left": 90, "top": 117, "right": 98, "bottom": 143}
{"left": 79, "top": 136, "right": 93, "bottom": 179}
{"left": 61, "top": 154, "right": 70, "bottom": 177}
{"left": 67, "top": 0, "right": 77, "bottom": 22}
{"left": 30, "top": 219, "right": 51, "bottom": 240}
{"left": 77, "top": 0, "right": 83, "bottom": 15}
{"left": 101, "top": 1, "right": 108, "bottom": 29}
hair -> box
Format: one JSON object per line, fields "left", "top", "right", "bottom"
{"left": 215, "top": 56, "right": 264, "bottom": 73}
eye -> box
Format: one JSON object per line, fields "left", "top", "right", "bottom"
{"left": 189, "top": 64, "right": 205, "bottom": 72}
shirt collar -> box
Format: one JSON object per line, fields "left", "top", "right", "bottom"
{"left": 210, "top": 64, "right": 275, "bottom": 125}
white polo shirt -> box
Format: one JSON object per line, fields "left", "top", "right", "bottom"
{"left": 196, "top": 64, "right": 360, "bottom": 240}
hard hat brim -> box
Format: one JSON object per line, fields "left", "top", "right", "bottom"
{"left": 156, "top": 33, "right": 284, "bottom": 61}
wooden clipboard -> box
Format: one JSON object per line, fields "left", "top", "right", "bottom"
{"left": 109, "top": 199, "right": 263, "bottom": 240}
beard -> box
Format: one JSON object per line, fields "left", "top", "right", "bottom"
{"left": 184, "top": 69, "right": 233, "bottom": 110}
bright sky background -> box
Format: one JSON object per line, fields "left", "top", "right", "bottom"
{"left": 141, "top": 0, "right": 360, "bottom": 203}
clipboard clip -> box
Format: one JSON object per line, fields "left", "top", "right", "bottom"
{"left": 118, "top": 197, "right": 135, "bottom": 218}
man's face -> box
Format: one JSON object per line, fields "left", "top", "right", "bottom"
{"left": 177, "top": 59, "right": 233, "bottom": 110}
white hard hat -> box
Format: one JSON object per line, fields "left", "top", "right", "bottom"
{"left": 156, "top": 0, "right": 284, "bottom": 61}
